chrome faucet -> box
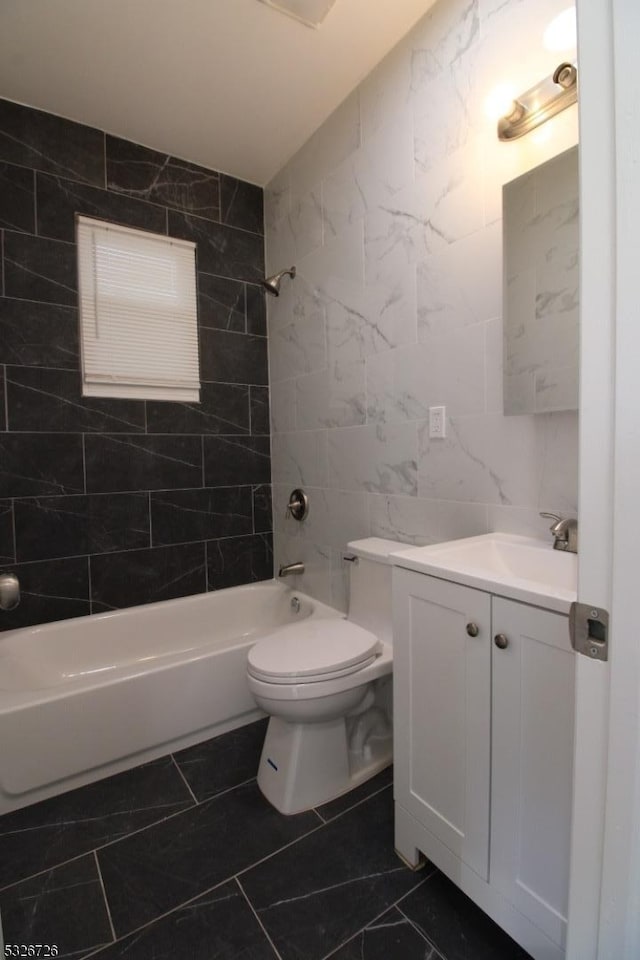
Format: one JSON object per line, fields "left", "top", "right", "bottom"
{"left": 540, "top": 513, "right": 578, "bottom": 554}
{"left": 278, "top": 562, "right": 305, "bottom": 577}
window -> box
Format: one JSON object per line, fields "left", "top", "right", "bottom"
{"left": 77, "top": 216, "right": 200, "bottom": 401}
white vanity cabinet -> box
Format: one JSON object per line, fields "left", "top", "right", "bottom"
{"left": 393, "top": 567, "right": 575, "bottom": 960}
{"left": 393, "top": 572, "right": 492, "bottom": 881}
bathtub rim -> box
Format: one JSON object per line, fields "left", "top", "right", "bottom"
{"left": 0, "top": 579, "right": 345, "bottom": 710}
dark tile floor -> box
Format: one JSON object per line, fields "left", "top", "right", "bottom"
{"left": 0, "top": 718, "right": 531, "bottom": 959}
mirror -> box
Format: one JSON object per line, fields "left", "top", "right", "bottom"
{"left": 503, "top": 145, "right": 579, "bottom": 415}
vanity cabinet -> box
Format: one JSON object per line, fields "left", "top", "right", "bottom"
{"left": 393, "top": 568, "right": 574, "bottom": 960}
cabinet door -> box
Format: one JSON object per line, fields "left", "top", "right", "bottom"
{"left": 393, "top": 569, "right": 491, "bottom": 880}
{"left": 491, "top": 597, "right": 574, "bottom": 949}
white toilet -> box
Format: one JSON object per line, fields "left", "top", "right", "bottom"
{"left": 247, "top": 537, "right": 405, "bottom": 815}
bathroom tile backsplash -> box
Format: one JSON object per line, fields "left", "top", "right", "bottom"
{"left": 266, "top": 0, "right": 580, "bottom": 609}
{"left": 0, "top": 98, "right": 271, "bottom": 630}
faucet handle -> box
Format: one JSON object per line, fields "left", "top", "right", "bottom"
{"left": 540, "top": 512, "right": 564, "bottom": 533}
{"left": 540, "top": 512, "right": 563, "bottom": 524}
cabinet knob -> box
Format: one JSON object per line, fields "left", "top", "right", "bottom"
{"left": 466, "top": 622, "right": 480, "bottom": 637}
{"left": 494, "top": 633, "right": 509, "bottom": 650}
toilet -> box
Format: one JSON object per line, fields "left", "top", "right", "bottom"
{"left": 247, "top": 537, "right": 405, "bottom": 815}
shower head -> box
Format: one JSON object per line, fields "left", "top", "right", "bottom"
{"left": 262, "top": 266, "right": 296, "bottom": 296}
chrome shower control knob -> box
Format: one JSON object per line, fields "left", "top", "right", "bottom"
{"left": 287, "top": 488, "right": 309, "bottom": 521}
{"left": 0, "top": 572, "right": 20, "bottom": 611}
{"left": 466, "top": 623, "right": 480, "bottom": 637}
{"left": 494, "top": 633, "right": 509, "bottom": 650}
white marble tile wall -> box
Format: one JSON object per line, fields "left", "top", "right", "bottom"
{"left": 265, "top": 0, "right": 580, "bottom": 610}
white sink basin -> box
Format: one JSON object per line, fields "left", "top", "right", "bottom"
{"left": 392, "top": 533, "right": 577, "bottom": 614}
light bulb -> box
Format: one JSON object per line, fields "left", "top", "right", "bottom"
{"left": 485, "top": 85, "right": 518, "bottom": 122}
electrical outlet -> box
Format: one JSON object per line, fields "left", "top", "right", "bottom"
{"left": 429, "top": 405, "right": 446, "bottom": 439}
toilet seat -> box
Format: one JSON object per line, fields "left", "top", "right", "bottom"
{"left": 247, "top": 619, "right": 381, "bottom": 685}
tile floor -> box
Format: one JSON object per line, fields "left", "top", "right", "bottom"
{"left": 0, "top": 718, "right": 531, "bottom": 959}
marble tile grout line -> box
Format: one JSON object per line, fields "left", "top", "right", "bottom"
{"left": 314, "top": 778, "right": 394, "bottom": 825}
{"left": 319, "top": 868, "right": 438, "bottom": 960}
{"left": 242, "top": 281, "right": 248, "bottom": 334}
{"left": 312, "top": 806, "right": 327, "bottom": 823}
{"left": 147, "top": 490, "right": 153, "bottom": 548}
{"left": 235, "top": 876, "right": 284, "bottom": 960}
{"left": 1, "top": 411, "right": 264, "bottom": 426}
{"left": 169, "top": 754, "right": 199, "bottom": 806}
{"left": 84, "top": 801, "right": 327, "bottom": 951}
{"left": 2, "top": 362, "right": 79, "bottom": 374}
{"left": 395, "top": 894, "right": 446, "bottom": 959}
{"left": 75, "top": 872, "right": 434, "bottom": 960}
{"left": 232, "top": 805, "right": 326, "bottom": 881}
{"left": 73, "top": 803, "right": 426, "bottom": 960}
{"left": 251, "top": 481, "right": 256, "bottom": 532}
{"left": 5, "top": 532, "right": 269, "bottom": 569}
{"left": 2, "top": 363, "right": 8, "bottom": 431}
{"left": 0, "top": 755, "right": 439, "bottom": 960}
{"left": 167, "top": 203, "right": 264, "bottom": 239}
{"left": 32, "top": 168, "right": 38, "bottom": 237}
{"left": 81, "top": 431, "right": 87, "bottom": 494}
{"left": 92, "top": 850, "right": 117, "bottom": 945}
{"left": 7, "top": 481, "right": 264, "bottom": 497}
{"left": 10, "top": 493, "right": 17, "bottom": 563}
{"left": 0, "top": 772, "right": 317, "bottom": 894}
{"left": 75, "top": 874, "right": 266, "bottom": 960}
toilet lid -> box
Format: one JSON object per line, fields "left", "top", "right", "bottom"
{"left": 247, "top": 618, "right": 380, "bottom": 683}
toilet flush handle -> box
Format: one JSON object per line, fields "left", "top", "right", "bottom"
{"left": 343, "top": 554, "right": 359, "bottom": 564}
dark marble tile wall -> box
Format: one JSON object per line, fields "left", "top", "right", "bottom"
{"left": 0, "top": 98, "right": 271, "bottom": 630}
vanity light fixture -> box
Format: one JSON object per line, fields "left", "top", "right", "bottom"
{"left": 497, "top": 62, "right": 578, "bottom": 141}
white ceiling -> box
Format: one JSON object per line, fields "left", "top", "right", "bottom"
{"left": 0, "top": 0, "right": 434, "bottom": 186}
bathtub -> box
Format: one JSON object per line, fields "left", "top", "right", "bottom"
{"left": 0, "top": 581, "right": 342, "bottom": 815}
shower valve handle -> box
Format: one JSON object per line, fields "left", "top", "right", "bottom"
{"left": 0, "top": 572, "right": 20, "bottom": 611}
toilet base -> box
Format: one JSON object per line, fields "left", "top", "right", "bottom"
{"left": 256, "top": 712, "right": 392, "bottom": 815}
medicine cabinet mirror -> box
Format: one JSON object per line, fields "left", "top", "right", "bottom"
{"left": 503, "top": 145, "right": 579, "bottom": 415}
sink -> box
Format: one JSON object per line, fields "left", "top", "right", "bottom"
{"left": 391, "top": 533, "right": 577, "bottom": 614}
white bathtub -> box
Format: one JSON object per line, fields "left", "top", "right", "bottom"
{"left": 0, "top": 581, "right": 342, "bottom": 814}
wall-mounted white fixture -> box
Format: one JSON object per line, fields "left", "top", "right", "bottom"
{"left": 497, "top": 62, "right": 578, "bottom": 141}
{"left": 258, "top": 0, "right": 337, "bottom": 29}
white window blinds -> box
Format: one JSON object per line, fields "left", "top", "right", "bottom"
{"left": 77, "top": 216, "right": 200, "bottom": 401}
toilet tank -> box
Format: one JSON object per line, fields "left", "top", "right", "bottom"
{"left": 346, "top": 538, "right": 408, "bottom": 645}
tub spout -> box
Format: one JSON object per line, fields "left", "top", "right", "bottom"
{"left": 279, "top": 562, "right": 304, "bottom": 577}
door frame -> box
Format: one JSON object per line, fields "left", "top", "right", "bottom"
{"left": 568, "top": 1, "right": 640, "bottom": 957}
